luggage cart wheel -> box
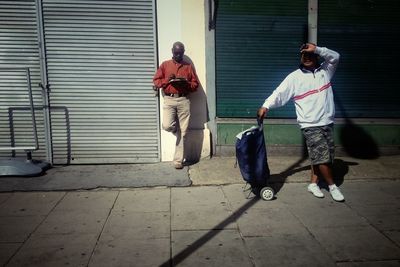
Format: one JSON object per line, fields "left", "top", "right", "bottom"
{"left": 260, "top": 187, "right": 274, "bottom": 201}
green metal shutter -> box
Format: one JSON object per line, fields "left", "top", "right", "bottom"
{"left": 318, "top": 0, "right": 400, "bottom": 118}
{"left": 0, "top": 0, "right": 47, "bottom": 160}
{"left": 216, "top": 0, "right": 308, "bottom": 118}
{"left": 42, "top": 0, "right": 160, "bottom": 164}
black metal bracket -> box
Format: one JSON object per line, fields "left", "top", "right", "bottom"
{"left": 208, "top": 0, "right": 218, "bottom": 31}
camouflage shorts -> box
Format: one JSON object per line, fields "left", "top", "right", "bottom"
{"left": 301, "top": 124, "right": 334, "bottom": 165}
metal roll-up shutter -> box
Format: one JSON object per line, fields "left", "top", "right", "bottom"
{"left": 216, "top": 0, "right": 308, "bottom": 118}
{"left": 0, "top": 0, "right": 47, "bottom": 159}
{"left": 319, "top": 0, "right": 400, "bottom": 118}
{"left": 42, "top": 0, "right": 159, "bottom": 164}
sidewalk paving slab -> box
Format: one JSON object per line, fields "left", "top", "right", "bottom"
{"left": 0, "top": 192, "right": 65, "bottom": 216}
{"left": 0, "top": 244, "right": 20, "bottom": 267}
{"left": 189, "top": 155, "right": 400, "bottom": 186}
{"left": 337, "top": 261, "right": 400, "bottom": 267}
{"left": 0, "top": 154, "right": 400, "bottom": 266}
{"left": 311, "top": 225, "right": 400, "bottom": 262}
{"left": 0, "top": 215, "right": 45, "bottom": 243}
{"left": 6, "top": 233, "right": 98, "bottom": 267}
{"left": 102, "top": 211, "right": 170, "bottom": 240}
{"left": 1, "top": 182, "right": 399, "bottom": 266}
{"left": 171, "top": 229, "right": 253, "bottom": 267}
{"left": 245, "top": 233, "right": 336, "bottom": 267}
{"left": 114, "top": 188, "right": 170, "bottom": 213}
{"left": 171, "top": 187, "right": 235, "bottom": 231}
{"left": 0, "top": 163, "right": 190, "bottom": 192}
{"left": 52, "top": 191, "right": 117, "bottom": 212}
{"left": 90, "top": 237, "right": 170, "bottom": 267}
{"left": 35, "top": 209, "right": 108, "bottom": 235}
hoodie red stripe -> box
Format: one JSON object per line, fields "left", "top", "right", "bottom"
{"left": 293, "top": 82, "right": 331, "bottom": 101}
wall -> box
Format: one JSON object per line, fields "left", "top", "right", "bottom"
{"left": 156, "top": 0, "right": 211, "bottom": 162}
{"left": 156, "top": 0, "right": 400, "bottom": 161}
{"left": 216, "top": 119, "right": 400, "bottom": 158}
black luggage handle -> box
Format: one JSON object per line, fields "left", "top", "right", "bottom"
{"left": 257, "top": 117, "right": 264, "bottom": 130}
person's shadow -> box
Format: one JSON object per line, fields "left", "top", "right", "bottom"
{"left": 337, "top": 100, "right": 380, "bottom": 159}
{"left": 181, "top": 55, "right": 210, "bottom": 165}
{"left": 268, "top": 139, "right": 359, "bottom": 194}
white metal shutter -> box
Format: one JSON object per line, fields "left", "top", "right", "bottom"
{"left": 0, "top": 0, "right": 47, "bottom": 160}
{"left": 42, "top": 0, "right": 159, "bottom": 164}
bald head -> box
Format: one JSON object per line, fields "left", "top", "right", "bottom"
{"left": 172, "top": 41, "right": 185, "bottom": 63}
{"left": 172, "top": 42, "right": 185, "bottom": 50}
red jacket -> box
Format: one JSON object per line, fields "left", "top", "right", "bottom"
{"left": 153, "top": 59, "right": 199, "bottom": 94}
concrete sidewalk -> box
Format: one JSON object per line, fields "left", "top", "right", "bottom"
{"left": 0, "top": 162, "right": 191, "bottom": 192}
{"left": 1, "top": 155, "right": 399, "bottom": 191}
{"left": 1, "top": 181, "right": 399, "bottom": 266}
{"left": 189, "top": 155, "right": 400, "bottom": 185}
{"left": 0, "top": 155, "right": 399, "bottom": 266}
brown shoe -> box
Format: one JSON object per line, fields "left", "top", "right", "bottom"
{"left": 174, "top": 162, "right": 183, "bottom": 169}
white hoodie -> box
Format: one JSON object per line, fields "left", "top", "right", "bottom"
{"left": 262, "top": 46, "right": 340, "bottom": 128}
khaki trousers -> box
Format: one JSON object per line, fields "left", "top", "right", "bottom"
{"left": 162, "top": 96, "right": 190, "bottom": 164}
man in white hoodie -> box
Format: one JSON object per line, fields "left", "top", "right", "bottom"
{"left": 257, "top": 43, "right": 344, "bottom": 202}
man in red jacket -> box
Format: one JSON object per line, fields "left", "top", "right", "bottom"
{"left": 153, "top": 42, "right": 200, "bottom": 169}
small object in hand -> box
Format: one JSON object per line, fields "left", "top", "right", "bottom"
{"left": 169, "top": 77, "right": 187, "bottom": 85}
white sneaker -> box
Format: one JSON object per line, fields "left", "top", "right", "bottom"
{"left": 307, "top": 183, "right": 324, "bottom": 198}
{"left": 329, "top": 184, "right": 345, "bottom": 202}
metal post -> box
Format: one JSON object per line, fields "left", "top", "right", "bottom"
{"left": 35, "top": 0, "right": 53, "bottom": 165}
{"left": 308, "top": 0, "right": 318, "bottom": 44}
{"left": 26, "top": 68, "right": 39, "bottom": 151}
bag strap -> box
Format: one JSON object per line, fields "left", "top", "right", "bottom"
{"left": 257, "top": 117, "right": 263, "bottom": 131}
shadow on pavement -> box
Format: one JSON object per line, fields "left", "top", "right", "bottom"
{"left": 339, "top": 118, "right": 380, "bottom": 160}
{"left": 335, "top": 96, "right": 380, "bottom": 159}
{"left": 159, "top": 197, "right": 260, "bottom": 267}
{"left": 160, "top": 153, "right": 359, "bottom": 266}
{"left": 160, "top": 152, "right": 360, "bottom": 266}
{"left": 270, "top": 156, "right": 358, "bottom": 194}
{"left": 269, "top": 155, "right": 307, "bottom": 193}
{"left": 331, "top": 158, "right": 358, "bottom": 186}
{"left": 268, "top": 140, "right": 308, "bottom": 193}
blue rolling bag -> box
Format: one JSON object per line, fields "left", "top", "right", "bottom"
{"left": 235, "top": 121, "right": 274, "bottom": 200}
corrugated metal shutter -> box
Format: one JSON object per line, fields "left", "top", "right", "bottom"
{"left": 42, "top": 0, "right": 159, "bottom": 164}
{"left": 216, "top": 0, "right": 308, "bottom": 118}
{"left": 318, "top": 0, "right": 400, "bottom": 118}
{"left": 0, "top": 0, "right": 47, "bottom": 160}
